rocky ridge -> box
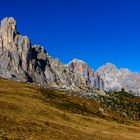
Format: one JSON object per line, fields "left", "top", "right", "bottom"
{"left": 0, "top": 17, "right": 100, "bottom": 91}
{"left": 0, "top": 17, "right": 140, "bottom": 96}
{"left": 97, "top": 63, "right": 140, "bottom": 96}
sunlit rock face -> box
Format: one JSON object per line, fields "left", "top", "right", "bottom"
{"left": 66, "top": 59, "right": 104, "bottom": 89}
{"left": 0, "top": 17, "right": 16, "bottom": 49}
{"left": 0, "top": 17, "right": 31, "bottom": 81}
{"left": 97, "top": 63, "right": 140, "bottom": 96}
{"left": 0, "top": 18, "right": 52, "bottom": 85}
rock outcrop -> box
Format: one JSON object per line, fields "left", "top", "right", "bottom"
{"left": 0, "top": 17, "right": 31, "bottom": 82}
{"left": 0, "top": 17, "right": 50, "bottom": 85}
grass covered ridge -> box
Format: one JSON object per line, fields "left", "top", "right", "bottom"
{"left": 0, "top": 78, "right": 140, "bottom": 140}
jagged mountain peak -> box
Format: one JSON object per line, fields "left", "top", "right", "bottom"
{"left": 98, "top": 63, "right": 118, "bottom": 72}
{"left": 68, "top": 58, "right": 87, "bottom": 64}
{"left": 103, "top": 62, "right": 117, "bottom": 68}
{"left": 98, "top": 63, "right": 131, "bottom": 73}
{"left": 66, "top": 58, "right": 104, "bottom": 89}
{"left": 67, "top": 58, "right": 94, "bottom": 74}
{"left": 1, "top": 17, "right": 16, "bottom": 29}
{"left": 67, "top": 58, "right": 95, "bottom": 74}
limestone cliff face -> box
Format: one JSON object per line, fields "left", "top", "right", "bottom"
{"left": 0, "top": 17, "right": 54, "bottom": 86}
{"left": 97, "top": 63, "right": 140, "bottom": 96}
{"left": 0, "top": 17, "right": 31, "bottom": 81}
{"left": 66, "top": 59, "right": 104, "bottom": 89}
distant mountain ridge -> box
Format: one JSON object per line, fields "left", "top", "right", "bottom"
{"left": 97, "top": 63, "right": 140, "bottom": 96}
{"left": 0, "top": 17, "right": 140, "bottom": 96}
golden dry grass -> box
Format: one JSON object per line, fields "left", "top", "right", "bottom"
{"left": 0, "top": 78, "right": 140, "bottom": 140}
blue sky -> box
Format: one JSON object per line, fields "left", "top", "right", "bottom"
{"left": 0, "top": 0, "right": 140, "bottom": 71}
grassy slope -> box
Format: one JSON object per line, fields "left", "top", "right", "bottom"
{"left": 0, "top": 79, "right": 140, "bottom": 140}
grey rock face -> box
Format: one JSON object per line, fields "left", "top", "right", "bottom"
{"left": 97, "top": 63, "right": 140, "bottom": 96}
{"left": 66, "top": 59, "right": 104, "bottom": 89}
{"left": 45, "top": 58, "right": 77, "bottom": 89}
{"left": 0, "top": 17, "right": 30, "bottom": 81}
{"left": 0, "top": 17, "right": 48, "bottom": 85}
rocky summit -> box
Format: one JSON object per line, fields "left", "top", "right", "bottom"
{"left": 0, "top": 17, "right": 140, "bottom": 96}
{"left": 66, "top": 59, "right": 104, "bottom": 89}
{"left": 97, "top": 63, "right": 140, "bottom": 96}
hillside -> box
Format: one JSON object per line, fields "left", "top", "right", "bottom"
{"left": 0, "top": 78, "right": 140, "bottom": 140}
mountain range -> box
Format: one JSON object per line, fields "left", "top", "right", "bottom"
{"left": 0, "top": 17, "right": 140, "bottom": 96}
